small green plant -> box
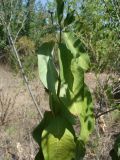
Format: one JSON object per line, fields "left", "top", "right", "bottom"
{"left": 33, "top": 1, "right": 95, "bottom": 159}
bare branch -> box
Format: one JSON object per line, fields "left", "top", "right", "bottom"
{"left": 14, "top": 16, "right": 27, "bottom": 43}
{"left": 96, "top": 106, "right": 119, "bottom": 119}
{"left": 7, "top": 27, "right": 43, "bottom": 119}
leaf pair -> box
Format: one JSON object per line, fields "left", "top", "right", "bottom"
{"left": 56, "top": 0, "right": 75, "bottom": 27}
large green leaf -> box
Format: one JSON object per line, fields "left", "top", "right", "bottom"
{"left": 70, "top": 85, "right": 94, "bottom": 142}
{"left": 78, "top": 54, "right": 90, "bottom": 71}
{"left": 49, "top": 93, "right": 76, "bottom": 125}
{"left": 63, "top": 32, "right": 86, "bottom": 57}
{"left": 60, "top": 84, "right": 94, "bottom": 143}
{"left": 33, "top": 108, "right": 87, "bottom": 160}
{"left": 32, "top": 111, "right": 53, "bottom": 160}
{"left": 58, "top": 44, "right": 86, "bottom": 95}
{"left": 32, "top": 111, "right": 53, "bottom": 146}
{"left": 56, "top": 0, "right": 64, "bottom": 24}
{"left": 71, "top": 58, "right": 84, "bottom": 96}
{"left": 45, "top": 114, "right": 75, "bottom": 140}
{"left": 76, "top": 140, "right": 86, "bottom": 160}
{"left": 32, "top": 110, "right": 75, "bottom": 159}
{"left": 41, "top": 129, "right": 76, "bottom": 160}
{"left": 59, "top": 33, "right": 90, "bottom": 96}
{"left": 33, "top": 95, "right": 75, "bottom": 141}
{"left": 38, "top": 41, "right": 58, "bottom": 93}
{"left": 58, "top": 43, "right": 73, "bottom": 90}
{"left": 61, "top": 32, "right": 94, "bottom": 142}
{"left": 62, "top": 32, "right": 90, "bottom": 72}
{"left": 78, "top": 85, "right": 94, "bottom": 142}
{"left": 64, "top": 10, "right": 75, "bottom": 27}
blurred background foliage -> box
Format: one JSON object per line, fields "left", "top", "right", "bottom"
{"left": 0, "top": 0, "right": 119, "bottom": 75}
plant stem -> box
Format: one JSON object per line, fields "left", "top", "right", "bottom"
{"left": 57, "top": 25, "right": 62, "bottom": 97}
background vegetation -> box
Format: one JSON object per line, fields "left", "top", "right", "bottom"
{"left": 0, "top": 0, "right": 119, "bottom": 74}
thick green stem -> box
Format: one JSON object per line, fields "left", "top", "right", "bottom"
{"left": 57, "top": 25, "right": 62, "bottom": 97}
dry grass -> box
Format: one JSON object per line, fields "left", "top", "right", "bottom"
{"left": 0, "top": 64, "right": 49, "bottom": 160}
{"left": 0, "top": 88, "right": 40, "bottom": 159}
{"left": 0, "top": 89, "right": 19, "bottom": 126}
{"left": 0, "top": 64, "right": 119, "bottom": 160}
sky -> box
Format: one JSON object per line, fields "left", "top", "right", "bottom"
{"left": 37, "top": 0, "right": 53, "bottom": 6}
{"left": 41, "top": 0, "right": 47, "bottom": 5}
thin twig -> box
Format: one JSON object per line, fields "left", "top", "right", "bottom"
{"left": 14, "top": 16, "right": 27, "bottom": 43}
{"left": 7, "top": 27, "right": 43, "bottom": 119}
{"left": 96, "top": 106, "right": 119, "bottom": 119}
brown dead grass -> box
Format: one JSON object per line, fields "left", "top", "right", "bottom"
{"left": 0, "top": 63, "right": 119, "bottom": 160}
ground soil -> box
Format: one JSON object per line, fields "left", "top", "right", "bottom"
{"left": 0, "top": 63, "right": 119, "bottom": 160}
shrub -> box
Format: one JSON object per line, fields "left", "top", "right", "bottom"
{"left": 16, "top": 36, "right": 35, "bottom": 56}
